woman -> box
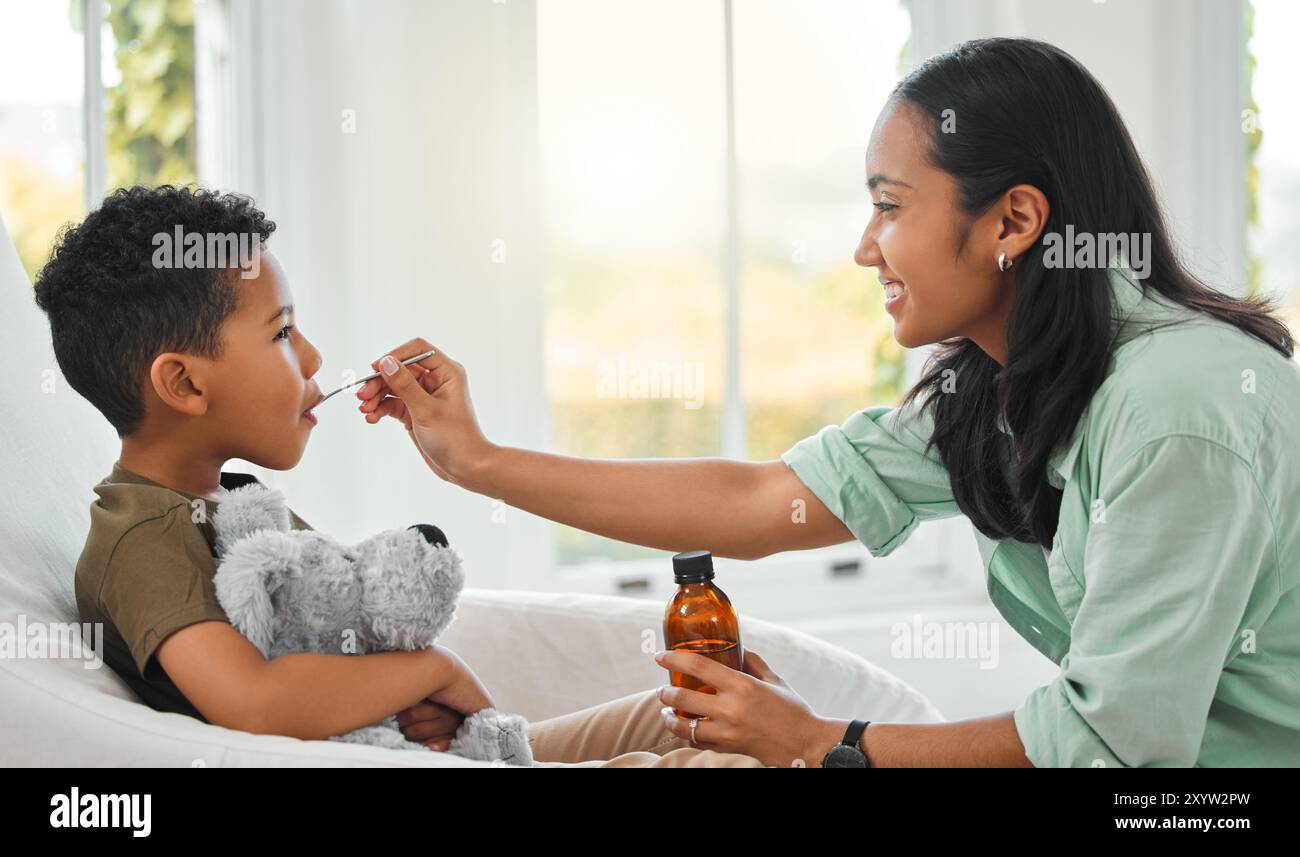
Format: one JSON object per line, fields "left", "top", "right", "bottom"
{"left": 364, "top": 38, "right": 1300, "bottom": 767}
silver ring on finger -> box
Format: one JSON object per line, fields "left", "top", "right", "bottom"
{"left": 689, "top": 717, "right": 700, "bottom": 747}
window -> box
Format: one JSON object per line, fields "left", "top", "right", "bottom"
{"left": 538, "top": 0, "right": 911, "bottom": 566}
{"left": 0, "top": 2, "right": 86, "bottom": 280}
{"left": 0, "top": 0, "right": 196, "bottom": 281}
{"left": 733, "top": 0, "right": 911, "bottom": 460}
{"left": 1248, "top": 0, "right": 1300, "bottom": 334}
{"left": 101, "top": 0, "right": 198, "bottom": 189}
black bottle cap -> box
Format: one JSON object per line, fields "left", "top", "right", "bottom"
{"left": 673, "top": 550, "right": 715, "bottom": 584}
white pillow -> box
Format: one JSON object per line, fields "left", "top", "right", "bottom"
{"left": 0, "top": 210, "right": 119, "bottom": 629}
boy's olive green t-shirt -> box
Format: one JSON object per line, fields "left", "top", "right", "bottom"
{"left": 74, "top": 462, "right": 312, "bottom": 722}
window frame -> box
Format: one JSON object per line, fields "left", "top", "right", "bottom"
{"left": 80, "top": 0, "right": 107, "bottom": 207}
{"left": 72, "top": 0, "right": 209, "bottom": 206}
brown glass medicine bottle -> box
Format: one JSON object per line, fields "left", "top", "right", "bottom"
{"left": 662, "top": 550, "right": 744, "bottom": 720}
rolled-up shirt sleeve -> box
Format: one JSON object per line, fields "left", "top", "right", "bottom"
{"left": 779, "top": 398, "right": 959, "bottom": 557}
{"left": 1014, "top": 435, "right": 1274, "bottom": 767}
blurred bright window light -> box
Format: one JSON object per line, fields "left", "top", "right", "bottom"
{"left": 538, "top": 0, "right": 911, "bottom": 564}
{"left": 0, "top": 1, "right": 87, "bottom": 280}
{"left": 0, "top": 0, "right": 196, "bottom": 281}
{"left": 1248, "top": 0, "right": 1300, "bottom": 337}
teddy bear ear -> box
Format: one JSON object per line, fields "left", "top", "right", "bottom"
{"left": 212, "top": 483, "right": 291, "bottom": 556}
{"left": 213, "top": 532, "right": 298, "bottom": 658}
{"left": 407, "top": 524, "right": 449, "bottom": 548}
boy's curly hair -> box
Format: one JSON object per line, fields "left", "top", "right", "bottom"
{"left": 33, "top": 185, "right": 275, "bottom": 437}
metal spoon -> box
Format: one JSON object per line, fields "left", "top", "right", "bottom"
{"left": 314, "top": 349, "right": 437, "bottom": 406}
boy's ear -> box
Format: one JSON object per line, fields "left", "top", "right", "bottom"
{"left": 148, "top": 352, "right": 210, "bottom": 418}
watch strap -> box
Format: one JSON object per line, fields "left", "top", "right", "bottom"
{"left": 843, "top": 719, "right": 870, "bottom": 749}
{"left": 820, "top": 719, "right": 872, "bottom": 768}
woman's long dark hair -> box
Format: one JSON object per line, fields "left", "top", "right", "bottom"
{"left": 893, "top": 38, "right": 1294, "bottom": 549}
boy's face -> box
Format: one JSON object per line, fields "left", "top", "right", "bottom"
{"left": 198, "top": 249, "right": 324, "bottom": 469}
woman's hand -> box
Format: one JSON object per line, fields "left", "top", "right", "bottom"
{"left": 355, "top": 338, "right": 494, "bottom": 485}
{"left": 654, "top": 648, "right": 842, "bottom": 767}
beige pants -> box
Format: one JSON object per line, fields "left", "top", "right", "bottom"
{"left": 526, "top": 687, "right": 771, "bottom": 768}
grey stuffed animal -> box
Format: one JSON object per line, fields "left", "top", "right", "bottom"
{"left": 209, "top": 482, "right": 532, "bottom": 766}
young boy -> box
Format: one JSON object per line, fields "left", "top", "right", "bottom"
{"left": 32, "top": 186, "right": 480, "bottom": 749}
{"left": 33, "top": 185, "right": 776, "bottom": 768}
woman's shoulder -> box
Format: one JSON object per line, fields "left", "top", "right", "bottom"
{"left": 1086, "top": 311, "right": 1299, "bottom": 470}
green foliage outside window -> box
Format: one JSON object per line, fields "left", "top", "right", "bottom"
{"left": 67, "top": 0, "right": 196, "bottom": 189}
{"left": 101, "top": 0, "right": 197, "bottom": 189}
{"left": 3, "top": 1, "right": 195, "bottom": 280}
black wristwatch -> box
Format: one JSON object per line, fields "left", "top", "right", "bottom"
{"left": 820, "top": 720, "right": 871, "bottom": 768}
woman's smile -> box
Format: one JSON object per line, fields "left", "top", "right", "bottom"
{"left": 883, "top": 279, "right": 906, "bottom": 312}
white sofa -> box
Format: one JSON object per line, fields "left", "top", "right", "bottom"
{"left": 0, "top": 211, "right": 943, "bottom": 767}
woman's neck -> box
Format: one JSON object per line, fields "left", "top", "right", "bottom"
{"left": 963, "top": 319, "right": 1008, "bottom": 366}
{"left": 965, "top": 290, "right": 1014, "bottom": 366}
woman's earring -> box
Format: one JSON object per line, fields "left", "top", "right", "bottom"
{"left": 997, "top": 251, "right": 1013, "bottom": 272}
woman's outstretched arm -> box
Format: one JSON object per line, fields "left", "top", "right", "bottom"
{"left": 355, "top": 339, "right": 853, "bottom": 560}
{"left": 459, "top": 450, "right": 851, "bottom": 561}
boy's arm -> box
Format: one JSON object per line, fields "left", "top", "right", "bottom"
{"left": 156, "top": 621, "right": 455, "bottom": 740}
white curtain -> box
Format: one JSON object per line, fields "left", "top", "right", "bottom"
{"left": 200, "top": 0, "right": 550, "bottom": 588}
{"left": 908, "top": 0, "right": 1248, "bottom": 295}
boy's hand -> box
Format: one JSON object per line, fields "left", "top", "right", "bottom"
{"left": 426, "top": 646, "right": 496, "bottom": 714}
{"left": 396, "top": 645, "right": 497, "bottom": 751}
{"left": 356, "top": 338, "right": 494, "bottom": 486}
{"left": 395, "top": 700, "right": 465, "bottom": 751}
